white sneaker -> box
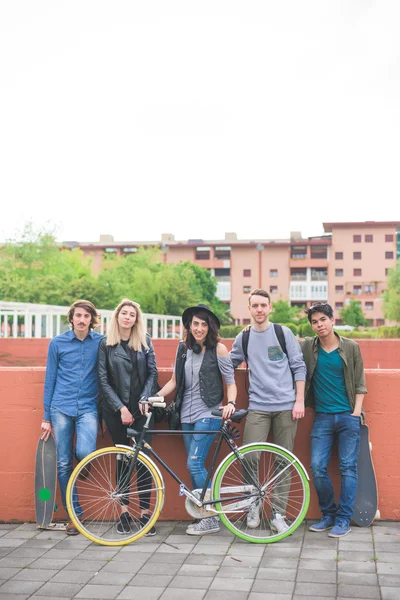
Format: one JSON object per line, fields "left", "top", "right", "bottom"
{"left": 186, "top": 517, "right": 220, "bottom": 536}
{"left": 247, "top": 502, "right": 260, "bottom": 528}
{"left": 271, "top": 513, "right": 289, "bottom": 534}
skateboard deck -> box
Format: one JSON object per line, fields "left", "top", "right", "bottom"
{"left": 35, "top": 434, "right": 58, "bottom": 529}
{"left": 352, "top": 424, "right": 379, "bottom": 527}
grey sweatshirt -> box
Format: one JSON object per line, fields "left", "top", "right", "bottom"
{"left": 230, "top": 326, "right": 306, "bottom": 412}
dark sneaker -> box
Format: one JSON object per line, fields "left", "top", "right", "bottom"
{"left": 139, "top": 513, "right": 156, "bottom": 537}
{"left": 328, "top": 521, "right": 351, "bottom": 538}
{"left": 309, "top": 516, "right": 335, "bottom": 532}
{"left": 117, "top": 513, "right": 132, "bottom": 535}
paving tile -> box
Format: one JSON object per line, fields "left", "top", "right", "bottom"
{"left": 0, "top": 525, "right": 19, "bottom": 530}
{"left": 0, "top": 579, "right": 44, "bottom": 595}
{"left": 228, "top": 544, "right": 264, "bottom": 556}
{"left": 1, "top": 530, "right": 39, "bottom": 540}
{"left": 169, "top": 575, "right": 213, "bottom": 589}
{"left": 6, "top": 547, "right": 47, "bottom": 559}
{"left": 377, "top": 563, "right": 400, "bottom": 575}
{"left": 147, "top": 553, "right": 186, "bottom": 564}
{"left": 0, "top": 595, "right": 29, "bottom": 600}
{"left": 62, "top": 558, "right": 106, "bottom": 571}
{"left": 29, "top": 557, "right": 72, "bottom": 570}
{"left": 294, "top": 582, "right": 337, "bottom": 596}
{"left": 339, "top": 551, "right": 378, "bottom": 562}
{"left": 0, "top": 556, "right": 37, "bottom": 568}
{"left": 375, "top": 544, "right": 400, "bottom": 554}
{"left": 209, "top": 578, "right": 254, "bottom": 592}
{"left": 379, "top": 575, "right": 400, "bottom": 587}
{"left": 155, "top": 543, "right": 195, "bottom": 554}
{"left": 41, "top": 548, "right": 84, "bottom": 559}
{"left": 252, "top": 579, "right": 295, "bottom": 594}
{"left": 256, "top": 567, "right": 296, "bottom": 581}
{"left": 35, "top": 582, "right": 84, "bottom": 597}
{"left": 191, "top": 545, "right": 231, "bottom": 556}
{"left": 298, "top": 558, "right": 337, "bottom": 571}
{"left": 375, "top": 552, "right": 400, "bottom": 563}
{"left": 76, "top": 584, "right": 124, "bottom": 598}
{"left": 20, "top": 539, "right": 59, "bottom": 549}
{"left": 221, "top": 554, "right": 261, "bottom": 568}
{"left": 139, "top": 562, "right": 181, "bottom": 576}
{"left": 263, "top": 546, "right": 301, "bottom": 558}
{"left": 260, "top": 557, "right": 299, "bottom": 569}
{"left": 51, "top": 570, "right": 95, "bottom": 584}
{"left": 337, "top": 583, "right": 380, "bottom": 598}
{"left": 177, "top": 564, "right": 219, "bottom": 577}
{"left": 215, "top": 566, "right": 258, "bottom": 579}
{"left": 337, "top": 560, "right": 377, "bottom": 573}
{"left": 380, "top": 589, "right": 400, "bottom": 600}
{"left": 337, "top": 541, "right": 374, "bottom": 551}
{"left": 11, "top": 569, "right": 58, "bottom": 582}
{"left": 89, "top": 570, "right": 133, "bottom": 585}
{"left": 0, "top": 567, "right": 21, "bottom": 579}
{"left": 120, "top": 543, "right": 161, "bottom": 554}
{"left": 296, "top": 569, "right": 337, "bottom": 583}
{"left": 183, "top": 555, "right": 223, "bottom": 566}
{"left": 0, "top": 538, "right": 26, "bottom": 548}
{"left": 129, "top": 574, "right": 173, "bottom": 587}
{"left": 300, "top": 548, "right": 339, "bottom": 560}
{"left": 102, "top": 560, "right": 147, "bottom": 573}
{"left": 204, "top": 592, "right": 248, "bottom": 600}
{"left": 117, "top": 588, "right": 164, "bottom": 600}
{"left": 248, "top": 594, "right": 292, "bottom": 600}
{"left": 338, "top": 572, "right": 379, "bottom": 585}
{"left": 159, "top": 590, "right": 206, "bottom": 599}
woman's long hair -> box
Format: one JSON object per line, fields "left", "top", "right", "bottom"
{"left": 184, "top": 309, "right": 220, "bottom": 350}
{"left": 106, "top": 299, "right": 148, "bottom": 351}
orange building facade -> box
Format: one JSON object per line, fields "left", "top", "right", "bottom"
{"left": 71, "top": 221, "right": 399, "bottom": 325}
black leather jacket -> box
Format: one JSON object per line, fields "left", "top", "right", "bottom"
{"left": 98, "top": 334, "right": 159, "bottom": 413}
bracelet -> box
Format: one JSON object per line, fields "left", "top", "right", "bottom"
{"left": 227, "top": 401, "right": 236, "bottom": 406}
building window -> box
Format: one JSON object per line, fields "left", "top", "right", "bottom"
{"left": 353, "top": 235, "right": 361, "bottom": 243}
{"left": 365, "top": 234, "right": 373, "bottom": 243}
{"left": 311, "top": 268, "right": 327, "bottom": 280}
{"left": 270, "top": 269, "right": 278, "bottom": 277}
{"left": 335, "top": 269, "right": 344, "bottom": 277}
{"left": 335, "top": 302, "right": 344, "bottom": 309}
{"left": 353, "top": 285, "right": 362, "bottom": 295}
{"left": 243, "top": 269, "right": 251, "bottom": 277}
{"left": 123, "top": 247, "right": 138, "bottom": 253}
{"left": 104, "top": 247, "right": 117, "bottom": 253}
{"left": 353, "top": 252, "right": 362, "bottom": 260}
{"left": 353, "top": 269, "right": 362, "bottom": 276}
{"left": 335, "top": 252, "right": 343, "bottom": 260}
{"left": 291, "top": 268, "right": 307, "bottom": 280}
{"left": 385, "top": 251, "right": 394, "bottom": 259}
{"left": 243, "top": 318, "right": 251, "bottom": 325}
{"left": 365, "top": 301, "right": 374, "bottom": 310}
{"left": 376, "top": 319, "right": 385, "bottom": 326}
{"left": 364, "top": 284, "right": 374, "bottom": 294}
{"left": 310, "top": 245, "right": 328, "bottom": 259}
{"left": 243, "top": 286, "right": 251, "bottom": 294}
{"left": 195, "top": 247, "right": 210, "bottom": 260}
{"left": 335, "top": 285, "right": 344, "bottom": 293}
{"left": 385, "top": 234, "right": 394, "bottom": 242}
{"left": 270, "top": 285, "right": 278, "bottom": 294}
{"left": 214, "top": 246, "right": 231, "bottom": 260}
{"left": 291, "top": 245, "right": 307, "bottom": 259}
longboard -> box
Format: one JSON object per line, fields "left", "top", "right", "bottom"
{"left": 35, "top": 434, "right": 58, "bottom": 529}
{"left": 352, "top": 424, "right": 379, "bottom": 527}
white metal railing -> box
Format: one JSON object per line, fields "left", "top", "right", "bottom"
{"left": 289, "top": 281, "right": 328, "bottom": 301}
{"left": 0, "top": 302, "right": 182, "bottom": 340}
{"left": 216, "top": 281, "right": 231, "bottom": 301}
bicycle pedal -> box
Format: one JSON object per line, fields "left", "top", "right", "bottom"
{"left": 179, "top": 483, "right": 186, "bottom": 496}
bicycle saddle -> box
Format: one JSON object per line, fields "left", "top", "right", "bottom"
{"left": 127, "top": 428, "right": 139, "bottom": 438}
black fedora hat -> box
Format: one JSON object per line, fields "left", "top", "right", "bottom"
{"left": 182, "top": 304, "right": 220, "bottom": 329}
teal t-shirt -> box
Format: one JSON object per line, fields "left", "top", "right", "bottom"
{"left": 313, "top": 347, "right": 351, "bottom": 413}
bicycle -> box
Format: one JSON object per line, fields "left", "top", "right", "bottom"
{"left": 66, "top": 398, "right": 310, "bottom": 546}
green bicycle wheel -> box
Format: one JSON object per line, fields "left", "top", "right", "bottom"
{"left": 212, "top": 443, "right": 310, "bottom": 543}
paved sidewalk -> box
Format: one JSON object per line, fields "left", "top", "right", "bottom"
{"left": 0, "top": 520, "right": 399, "bottom": 600}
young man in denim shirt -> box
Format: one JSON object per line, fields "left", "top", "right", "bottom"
{"left": 301, "top": 302, "right": 367, "bottom": 538}
{"left": 40, "top": 300, "right": 103, "bottom": 535}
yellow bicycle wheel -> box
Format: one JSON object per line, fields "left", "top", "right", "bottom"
{"left": 66, "top": 447, "right": 164, "bottom": 546}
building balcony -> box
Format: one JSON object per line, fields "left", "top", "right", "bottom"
{"left": 289, "top": 281, "right": 328, "bottom": 301}
{"left": 216, "top": 281, "right": 231, "bottom": 301}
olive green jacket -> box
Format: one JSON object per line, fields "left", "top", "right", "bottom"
{"left": 300, "top": 333, "right": 367, "bottom": 422}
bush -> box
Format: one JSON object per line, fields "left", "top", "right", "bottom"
{"left": 339, "top": 330, "right": 375, "bottom": 339}
{"left": 298, "top": 322, "right": 314, "bottom": 338}
{"left": 377, "top": 326, "right": 400, "bottom": 338}
{"left": 220, "top": 325, "right": 244, "bottom": 338}
{"left": 281, "top": 323, "right": 298, "bottom": 336}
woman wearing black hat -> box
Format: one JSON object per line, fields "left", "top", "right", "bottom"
{"left": 158, "top": 304, "right": 237, "bottom": 536}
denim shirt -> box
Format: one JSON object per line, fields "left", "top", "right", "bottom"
{"left": 43, "top": 329, "right": 104, "bottom": 420}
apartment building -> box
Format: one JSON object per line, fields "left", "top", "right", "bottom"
{"left": 71, "top": 221, "right": 399, "bottom": 325}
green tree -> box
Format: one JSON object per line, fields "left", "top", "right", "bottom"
{"left": 0, "top": 223, "right": 97, "bottom": 305}
{"left": 340, "top": 299, "right": 368, "bottom": 327}
{"left": 269, "top": 298, "right": 305, "bottom": 324}
{"left": 383, "top": 262, "right": 400, "bottom": 323}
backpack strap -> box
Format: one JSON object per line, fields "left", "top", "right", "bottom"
{"left": 272, "top": 323, "right": 287, "bottom": 357}
{"left": 241, "top": 327, "right": 251, "bottom": 394}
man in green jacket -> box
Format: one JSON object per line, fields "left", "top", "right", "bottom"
{"left": 301, "top": 302, "right": 367, "bottom": 538}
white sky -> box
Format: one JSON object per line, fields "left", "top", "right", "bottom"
{"left": 0, "top": 1, "right": 399, "bottom": 244}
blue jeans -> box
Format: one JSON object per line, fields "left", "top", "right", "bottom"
{"left": 50, "top": 407, "right": 98, "bottom": 516}
{"left": 310, "top": 411, "right": 361, "bottom": 524}
{"left": 182, "top": 418, "right": 222, "bottom": 490}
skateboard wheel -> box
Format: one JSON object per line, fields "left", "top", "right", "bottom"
{"left": 375, "top": 510, "right": 381, "bottom": 520}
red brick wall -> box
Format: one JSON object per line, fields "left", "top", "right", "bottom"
{"left": 0, "top": 367, "right": 398, "bottom": 522}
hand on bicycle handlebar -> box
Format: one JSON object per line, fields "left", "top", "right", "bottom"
{"left": 139, "top": 396, "right": 149, "bottom": 415}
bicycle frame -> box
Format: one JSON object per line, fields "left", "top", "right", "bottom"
{"left": 118, "top": 410, "right": 262, "bottom": 511}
